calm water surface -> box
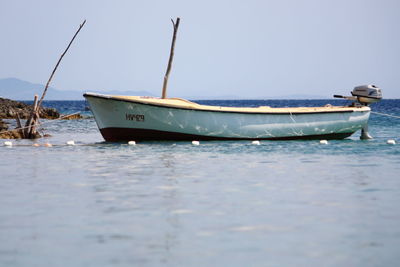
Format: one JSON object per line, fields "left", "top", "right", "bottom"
{"left": 1, "top": 100, "right": 399, "bottom": 267}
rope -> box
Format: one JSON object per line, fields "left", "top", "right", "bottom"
{"left": 0, "top": 111, "right": 82, "bottom": 135}
{"left": 371, "top": 111, "right": 400, "bottom": 119}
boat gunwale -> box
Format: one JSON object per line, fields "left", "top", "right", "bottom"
{"left": 83, "top": 93, "right": 370, "bottom": 115}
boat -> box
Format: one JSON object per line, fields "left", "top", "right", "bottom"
{"left": 83, "top": 85, "right": 382, "bottom": 142}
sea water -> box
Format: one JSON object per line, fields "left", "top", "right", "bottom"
{"left": 0, "top": 99, "right": 399, "bottom": 267}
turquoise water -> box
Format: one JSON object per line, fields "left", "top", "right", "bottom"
{"left": 1, "top": 100, "right": 399, "bottom": 266}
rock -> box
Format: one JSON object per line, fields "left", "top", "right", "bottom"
{"left": 0, "top": 119, "right": 8, "bottom": 131}
{"left": 62, "top": 113, "right": 84, "bottom": 120}
{"left": 0, "top": 124, "right": 25, "bottom": 139}
{"left": 0, "top": 97, "right": 83, "bottom": 139}
{"left": 0, "top": 97, "right": 49, "bottom": 139}
{"left": 0, "top": 117, "right": 40, "bottom": 139}
{"left": 0, "top": 97, "right": 60, "bottom": 119}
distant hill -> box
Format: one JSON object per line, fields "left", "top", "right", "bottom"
{"left": 0, "top": 78, "right": 155, "bottom": 100}
{"left": 0, "top": 78, "right": 60, "bottom": 100}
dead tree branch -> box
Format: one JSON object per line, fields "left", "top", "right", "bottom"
{"left": 37, "top": 19, "right": 86, "bottom": 109}
{"left": 24, "top": 19, "right": 86, "bottom": 138}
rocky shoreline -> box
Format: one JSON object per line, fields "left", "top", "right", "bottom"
{"left": 0, "top": 120, "right": 22, "bottom": 139}
{"left": 0, "top": 97, "right": 60, "bottom": 119}
{"left": 1, "top": 97, "right": 76, "bottom": 139}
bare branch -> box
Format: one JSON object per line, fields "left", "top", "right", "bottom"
{"left": 23, "top": 20, "right": 86, "bottom": 138}
{"left": 36, "top": 19, "right": 86, "bottom": 110}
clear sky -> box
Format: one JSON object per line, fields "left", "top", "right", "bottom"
{"left": 0, "top": 0, "right": 399, "bottom": 98}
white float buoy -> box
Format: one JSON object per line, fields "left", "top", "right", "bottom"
{"left": 320, "top": 140, "right": 328, "bottom": 145}
{"left": 44, "top": 143, "right": 52, "bottom": 147}
{"left": 4, "top": 141, "right": 12, "bottom": 147}
{"left": 387, "top": 139, "right": 396, "bottom": 145}
{"left": 251, "top": 140, "right": 261, "bottom": 145}
{"left": 128, "top": 141, "right": 136, "bottom": 145}
{"left": 32, "top": 143, "right": 40, "bottom": 147}
{"left": 66, "top": 140, "right": 75, "bottom": 146}
{"left": 192, "top": 140, "right": 200, "bottom": 146}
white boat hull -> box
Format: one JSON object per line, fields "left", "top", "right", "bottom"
{"left": 84, "top": 93, "right": 371, "bottom": 141}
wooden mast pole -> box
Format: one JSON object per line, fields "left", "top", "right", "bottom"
{"left": 161, "top": 17, "right": 180, "bottom": 99}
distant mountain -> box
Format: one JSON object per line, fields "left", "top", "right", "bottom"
{"left": 0, "top": 78, "right": 155, "bottom": 100}
{"left": 0, "top": 78, "right": 60, "bottom": 100}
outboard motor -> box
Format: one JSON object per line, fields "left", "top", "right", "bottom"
{"left": 334, "top": 85, "right": 383, "bottom": 139}
{"left": 351, "top": 85, "right": 382, "bottom": 105}
{"left": 334, "top": 84, "right": 382, "bottom": 106}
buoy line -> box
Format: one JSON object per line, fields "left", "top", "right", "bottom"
{"left": 371, "top": 111, "right": 400, "bottom": 119}
{"left": 2, "top": 142, "right": 106, "bottom": 147}
{"left": 0, "top": 111, "right": 82, "bottom": 135}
